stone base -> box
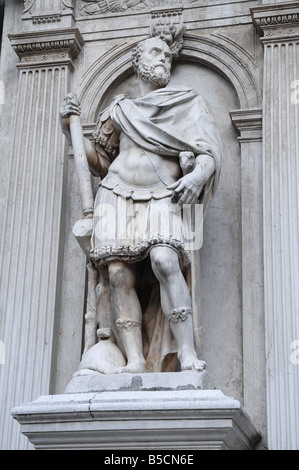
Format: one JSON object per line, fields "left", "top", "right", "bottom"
{"left": 65, "top": 370, "right": 214, "bottom": 393}
{"left": 12, "top": 372, "right": 261, "bottom": 450}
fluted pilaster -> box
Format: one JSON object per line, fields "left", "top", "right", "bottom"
{"left": 230, "top": 109, "right": 266, "bottom": 439}
{"left": 0, "top": 28, "right": 83, "bottom": 450}
{"left": 252, "top": 2, "right": 299, "bottom": 450}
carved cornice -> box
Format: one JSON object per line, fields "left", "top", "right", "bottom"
{"left": 230, "top": 109, "right": 263, "bottom": 144}
{"left": 78, "top": 0, "right": 182, "bottom": 16}
{"left": 9, "top": 29, "right": 84, "bottom": 69}
{"left": 151, "top": 6, "right": 183, "bottom": 20}
{"left": 251, "top": 2, "right": 299, "bottom": 42}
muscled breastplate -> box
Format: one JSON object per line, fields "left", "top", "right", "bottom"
{"left": 105, "top": 133, "right": 180, "bottom": 200}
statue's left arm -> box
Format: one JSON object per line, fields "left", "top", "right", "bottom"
{"left": 167, "top": 153, "right": 215, "bottom": 206}
{"left": 167, "top": 93, "right": 221, "bottom": 207}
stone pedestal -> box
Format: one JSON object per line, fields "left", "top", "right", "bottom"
{"left": 12, "top": 372, "right": 261, "bottom": 450}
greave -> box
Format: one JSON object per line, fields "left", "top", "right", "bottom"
{"left": 168, "top": 307, "right": 192, "bottom": 323}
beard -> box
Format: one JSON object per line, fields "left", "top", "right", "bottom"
{"left": 138, "top": 59, "right": 171, "bottom": 87}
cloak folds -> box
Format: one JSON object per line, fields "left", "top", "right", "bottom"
{"left": 94, "top": 86, "right": 222, "bottom": 214}
{"left": 89, "top": 86, "right": 222, "bottom": 372}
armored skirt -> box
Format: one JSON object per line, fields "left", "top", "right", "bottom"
{"left": 89, "top": 172, "right": 202, "bottom": 268}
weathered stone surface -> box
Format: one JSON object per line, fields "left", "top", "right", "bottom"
{"left": 252, "top": 2, "right": 299, "bottom": 450}
{"left": 12, "top": 387, "right": 261, "bottom": 450}
{"left": 2, "top": 0, "right": 298, "bottom": 452}
{"left": 65, "top": 370, "right": 213, "bottom": 393}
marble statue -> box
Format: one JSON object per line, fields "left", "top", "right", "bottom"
{"left": 60, "top": 30, "right": 222, "bottom": 376}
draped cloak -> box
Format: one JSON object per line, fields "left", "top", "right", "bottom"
{"left": 89, "top": 86, "right": 222, "bottom": 372}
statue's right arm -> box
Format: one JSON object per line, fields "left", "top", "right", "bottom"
{"left": 59, "top": 93, "right": 100, "bottom": 176}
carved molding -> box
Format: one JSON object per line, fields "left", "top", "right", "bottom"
{"left": 230, "top": 109, "right": 263, "bottom": 144}
{"left": 251, "top": 2, "right": 299, "bottom": 41}
{"left": 9, "top": 29, "right": 84, "bottom": 68}
{"left": 23, "top": 0, "right": 75, "bottom": 12}
{"left": 23, "top": 0, "right": 36, "bottom": 14}
{"left": 22, "top": 0, "right": 75, "bottom": 25}
{"left": 31, "top": 16, "right": 62, "bottom": 25}
{"left": 151, "top": 6, "right": 183, "bottom": 20}
{"left": 78, "top": 0, "right": 183, "bottom": 16}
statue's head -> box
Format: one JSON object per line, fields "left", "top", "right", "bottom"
{"left": 132, "top": 20, "right": 186, "bottom": 88}
{"left": 132, "top": 37, "right": 172, "bottom": 88}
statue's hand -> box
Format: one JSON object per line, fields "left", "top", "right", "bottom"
{"left": 179, "top": 151, "right": 196, "bottom": 175}
{"left": 167, "top": 168, "right": 206, "bottom": 206}
{"left": 60, "top": 92, "right": 81, "bottom": 119}
{"left": 59, "top": 93, "right": 81, "bottom": 142}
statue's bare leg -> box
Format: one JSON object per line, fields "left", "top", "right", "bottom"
{"left": 150, "top": 246, "right": 206, "bottom": 371}
{"left": 108, "top": 260, "right": 146, "bottom": 373}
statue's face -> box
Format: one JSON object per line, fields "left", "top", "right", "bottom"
{"left": 137, "top": 38, "right": 172, "bottom": 87}
{"left": 140, "top": 37, "right": 172, "bottom": 74}
{"left": 152, "top": 25, "right": 174, "bottom": 46}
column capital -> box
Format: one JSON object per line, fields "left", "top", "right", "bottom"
{"left": 251, "top": 2, "right": 299, "bottom": 42}
{"left": 8, "top": 28, "right": 84, "bottom": 70}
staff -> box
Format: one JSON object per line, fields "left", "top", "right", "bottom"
{"left": 69, "top": 114, "right": 94, "bottom": 219}
{"left": 66, "top": 98, "right": 98, "bottom": 352}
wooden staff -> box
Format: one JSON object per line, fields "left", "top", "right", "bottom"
{"left": 69, "top": 114, "right": 98, "bottom": 352}
{"left": 69, "top": 114, "right": 94, "bottom": 219}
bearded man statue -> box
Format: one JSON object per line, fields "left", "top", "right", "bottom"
{"left": 60, "top": 32, "right": 222, "bottom": 377}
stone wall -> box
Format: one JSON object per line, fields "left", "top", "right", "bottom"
{"left": 0, "top": 0, "right": 298, "bottom": 450}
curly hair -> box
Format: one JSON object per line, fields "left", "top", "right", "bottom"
{"left": 131, "top": 41, "right": 146, "bottom": 73}
{"left": 131, "top": 22, "right": 185, "bottom": 71}
{"left": 151, "top": 20, "right": 176, "bottom": 45}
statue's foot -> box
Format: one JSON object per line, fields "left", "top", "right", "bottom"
{"left": 115, "top": 360, "right": 146, "bottom": 374}
{"left": 180, "top": 353, "right": 206, "bottom": 372}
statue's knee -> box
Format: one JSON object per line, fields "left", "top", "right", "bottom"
{"left": 150, "top": 248, "right": 179, "bottom": 279}
{"left": 108, "top": 263, "right": 134, "bottom": 290}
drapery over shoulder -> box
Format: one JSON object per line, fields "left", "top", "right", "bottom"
{"left": 109, "top": 86, "right": 222, "bottom": 214}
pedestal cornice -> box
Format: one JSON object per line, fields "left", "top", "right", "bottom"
{"left": 11, "top": 388, "right": 261, "bottom": 450}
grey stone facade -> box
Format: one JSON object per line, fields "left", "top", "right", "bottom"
{"left": 0, "top": 0, "right": 298, "bottom": 450}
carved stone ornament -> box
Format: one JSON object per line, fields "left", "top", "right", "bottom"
{"left": 251, "top": 3, "right": 299, "bottom": 39}
{"left": 78, "top": 0, "right": 183, "bottom": 15}
{"left": 168, "top": 307, "right": 192, "bottom": 324}
{"left": 23, "top": 0, "right": 36, "bottom": 13}
{"left": 116, "top": 319, "right": 142, "bottom": 331}
{"left": 23, "top": 0, "right": 75, "bottom": 12}
{"left": 22, "top": 0, "right": 75, "bottom": 25}
{"left": 150, "top": 14, "right": 186, "bottom": 59}
{"left": 9, "top": 29, "right": 84, "bottom": 68}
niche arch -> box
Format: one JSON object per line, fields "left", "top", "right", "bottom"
{"left": 78, "top": 33, "right": 261, "bottom": 124}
